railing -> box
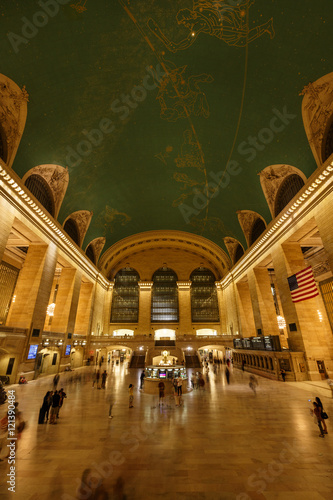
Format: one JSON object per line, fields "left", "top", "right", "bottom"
{"left": 0, "top": 326, "right": 28, "bottom": 337}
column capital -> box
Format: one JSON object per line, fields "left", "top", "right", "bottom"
{"left": 138, "top": 281, "right": 154, "bottom": 290}
{"left": 215, "top": 281, "right": 223, "bottom": 290}
{"left": 108, "top": 280, "right": 115, "bottom": 291}
{"left": 177, "top": 281, "right": 191, "bottom": 290}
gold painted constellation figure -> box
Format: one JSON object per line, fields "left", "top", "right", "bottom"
{"left": 156, "top": 65, "right": 213, "bottom": 121}
{"left": 71, "top": 0, "right": 88, "bottom": 13}
{"left": 148, "top": 0, "right": 274, "bottom": 52}
{"left": 175, "top": 129, "right": 204, "bottom": 171}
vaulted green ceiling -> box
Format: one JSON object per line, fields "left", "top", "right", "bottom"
{"left": 1, "top": 0, "right": 330, "bottom": 255}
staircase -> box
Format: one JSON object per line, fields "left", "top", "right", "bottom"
{"left": 129, "top": 354, "right": 145, "bottom": 368}
{"left": 185, "top": 354, "right": 201, "bottom": 368}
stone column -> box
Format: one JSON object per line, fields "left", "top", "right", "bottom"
{"left": 138, "top": 281, "right": 153, "bottom": 336}
{"left": 177, "top": 281, "right": 192, "bottom": 335}
{"left": 252, "top": 268, "right": 281, "bottom": 336}
{"left": 247, "top": 269, "right": 264, "bottom": 335}
{"left": 103, "top": 281, "right": 114, "bottom": 335}
{"left": 272, "top": 242, "right": 333, "bottom": 379}
{"left": 74, "top": 282, "right": 94, "bottom": 335}
{"left": 6, "top": 242, "right": 58, "bottom": 336}
{"left": 48, "top": 268, "right": 80, "bottom": 333}
{"left": 315, "top": 204, "right": 333, "bottom": 273}
{"left": 236, "top": 280, "right": 256, "bottom": 337}
{"left": 0, "top": 199, "right": 15, "bottom": 263}
{"left": 216, "top": 283, "right": 227, "bottom": 334}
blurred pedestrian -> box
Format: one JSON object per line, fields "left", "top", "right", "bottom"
{"left": 129, "top": 384, "right": 134, "bottom": 408}
{"left": 249, "top": 375, "right": 258, "bottom": 395}
{"left": 158, "top": 380, "right": 165, "bottom": 406}
{"left": 140, "top": 370, "right": 145, "bottom": 389}
{"left": 101, "top": 370, "right": 107, "bottom": 389}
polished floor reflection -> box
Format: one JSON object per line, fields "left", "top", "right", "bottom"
{"left": 0, "top": 363, "right": 332, "bottom": 500}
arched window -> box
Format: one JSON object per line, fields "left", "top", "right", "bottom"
{"left": 151, "top": 268, "right": 179, "bottom": 322}
{"left": 274, "top": 174, "right": 305, "bottom": 217}
{"left": 85, "top": 244, "right": 95, "bottom": 264}
{"left": 63, "top": 218, "right": 80, "bottom": 245}
{"left": 190, "top": 268, "right": 219, "bottom": 323}
{"left": 111, "top": 268, "right": 140, "bottom": 323}
{"left": 234, "top": 244, "right": 244, "bottom": 264}
{"left": 249, "top": 218, "right": 266, "bottom": 246}
{"left": 323, "top": 119, "right": 333, "bottom": 162}
{"left": 24, "top": 174, "right": 55, "bottom": 217}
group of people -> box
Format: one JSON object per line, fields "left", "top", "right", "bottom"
{"left": 39, "top": 388, "right": 67, "bottom": 424}
{"left": 92, "top": 369, "right": 108, "bottom": 389}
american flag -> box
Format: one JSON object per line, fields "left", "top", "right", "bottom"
{"left": 287, "top": 266, "right": 319, "bottom": 303}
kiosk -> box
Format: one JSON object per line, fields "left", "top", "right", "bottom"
{"left": 143, "top": 365, "right": 189, "bottom": 395}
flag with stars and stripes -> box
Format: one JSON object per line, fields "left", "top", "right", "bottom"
{"left": 287, "top": 266, "right": 319, "bottom": 303}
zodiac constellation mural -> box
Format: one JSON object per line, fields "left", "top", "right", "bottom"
{"left": 96, "top": 206, "right": 131, "bottom": 235}
{"left": 147, "top": 0, "right": 274, "bottom": 52}
{"left": 175, "top": 129, "right": 204, "bottom": 171}
{"left": 71, "top": 0, "right": 88, "bottom": 13}
{"left": 156, "top": 65, "right": 213, "bottom": 121}
{"left": 172, "top": 129, "right": 205, "bottom": 207}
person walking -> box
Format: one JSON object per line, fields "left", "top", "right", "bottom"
{"left": 53, "top": 373, "right": 59, "bottom": 390}
{"left": 101, "top": 370, "right": 107, "bottom": 389}
{"left": 312, "top": 402, "right": 326, "bottom": 437}
{"left": 280, "top": 369, "right": 286, "bottom": 382}
{"left": 92, "top": 370, "right": 97, "bottom": 388}
{"left": 315, "top": 397, "right": 328, "bottom": 434}
{"left": 249, "top": 375, "right": 258, "bottom": 395}
{"left": 140, "top": 370, "right": 145, "bottom": 389}
{"left": 177, "top": 376, "right": 183, "bottom": 396}
{"left": 158, "top": 380, "right": 165, "bottom": 406}
{"left": 225, "top": 364, "right": 230, "bottom": 385}
{"left": 96, "top": 370, "right": 101, "bottom": 389}
{"left": 128, "top": 384, "right": 134, "bottom": 408}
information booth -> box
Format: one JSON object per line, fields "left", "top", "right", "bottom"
{"left": 143, "top": 365, "right": 188, "bottom": 395}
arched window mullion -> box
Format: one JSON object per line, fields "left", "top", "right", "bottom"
{"left": 111, "top": 268, "right": 139, "bottom": 323}
{"left": 24, "top": 174, "right": 55, "bottom": 217}
{"left": 250, "top": 218, "right": 266, "bottom": 246}
{"left": 274, "top": 174, "right": 305, "bottom": 217}
{"left": 234, "top": 244, "right": 244, "bottom": 264}
{"left": 63, "top": 218, "right": 80, "bottom": 246}
{"left": 151, "top": 268, "right": 179, "bottom": 322}
{"left": 190, "top": 267, "right": 219, "bottom": 323}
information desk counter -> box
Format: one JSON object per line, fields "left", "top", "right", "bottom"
{"left": 143, "top": 365, "right": 189, "bottom": 395}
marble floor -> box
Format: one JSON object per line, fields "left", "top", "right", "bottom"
{"left": 0, "top": 364, "right": 333, "bottom": 500}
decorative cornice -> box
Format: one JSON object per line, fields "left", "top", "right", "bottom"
{"left": 0, "top": 160, "right": 109, "bottom": 290}
{"left": 177, "top": 281, "right": 191, "bottom": 290}
{"left": 138, "top": 281, "right": 154, "bottom": 290}
{"left": 219, "top": 160, "right": 333, "bottom": 289}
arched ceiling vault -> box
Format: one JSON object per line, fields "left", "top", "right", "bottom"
{"left": 1, "top": 2, "right": 331, "bottom": 255}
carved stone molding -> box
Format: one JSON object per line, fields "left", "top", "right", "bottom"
{"left": 312, "top": 259, "right": 331, "bottom": 279}
{"left": 236, "top": 210, "right": 266, "bottom": 248}
{"left": 0, "top": 74, "right": 28, "bottom": 168}
{"left": 64, "top": 210, "right": 93, "bottom": 248}
{"left": 22, "top": 164, "right": 69, "bottom": 219}
{"left": 85, "top": 237, "right": 106, "bottom": 264}
{"left": 258, "top": 164, "right": 307, "bottom": 218}
{"left": 301, "top": 73, "right": 333, "bottom": 167}
{"left": 223, "top": 237, "right": 244, "bottom": 265}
